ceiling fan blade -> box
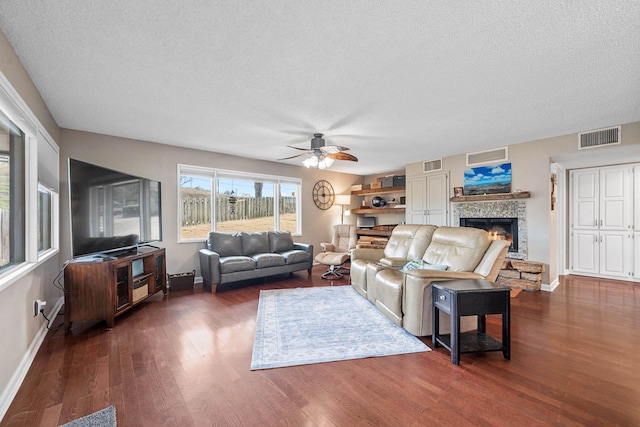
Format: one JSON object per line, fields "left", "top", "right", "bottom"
{"left": 278, "top": 153, "right": 312, "bottom": 160}
{"left": 286, "top": 145, "right": 313, "bottom": 152}
{"left": 320, "top": 145, "right": 350, "bottom": 154}
{"left": 329, "top": 152, "right": 358, "bottom": 162}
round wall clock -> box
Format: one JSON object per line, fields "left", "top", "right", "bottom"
{"left": 312, "top": 180, "right": 335, "bottom": 210}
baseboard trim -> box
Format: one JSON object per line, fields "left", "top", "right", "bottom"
{"left": 541, "top": 278, "right": 560, "bottom": 292}
{"left": 0, "top": 296, "right": 64, "bottom": 422}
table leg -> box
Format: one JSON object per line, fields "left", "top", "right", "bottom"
{"left": 477, "top": 314, "right": 486, "bottom": 334}
{"left": 451, "top": 301, "right": 460, "bottom": 365}
{"left": 432, "top": 305, "right": 439, "bottom": 348}
{"left": 503, "top": 295, "right": 510, "bottom": 360}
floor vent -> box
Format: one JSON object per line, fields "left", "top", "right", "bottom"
{"left": 466, "top": 147, "right": 508, "bottom": 166}
{"left": 579, "top": 126, "right": 621, "bottom": 150}
{"left": 423, "top": 159, "right": 442, "bottom": 173}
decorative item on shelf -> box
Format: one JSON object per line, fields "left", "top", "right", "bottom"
{"left": 351, "top": 184, "right": 363, "bottom": 191}
{"left": 370, "top": 181, "right": 382, "bottom": 189}
{"left": 454, "top": 187, "right": 463, "bottom": 197}
{"left": 371, "top": 196, "right": 387, "bottom": 208}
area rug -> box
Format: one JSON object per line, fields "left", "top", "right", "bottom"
{"left": 251, "top": 286, "right": 430, "bottom": 370}
{"left": 59, "top": 405, "right": 116, "bottom": 427}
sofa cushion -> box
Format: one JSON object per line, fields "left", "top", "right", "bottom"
{"left": 252, "top": 253, "right": 286, "bottom": 268}
{"left": 269, "top": 231, "right": 294, "bottom": 253}
{"left": 219, "top": 255, "right": 256, "bottom": 273}
{"left": 241, "top": 232, "right": 270, "bottom": 255}
{"left": 207, "top": 232, "right": 242, "bottom": 257}
{"left": 422, "top": 226, "right": 490, "bottom": 272}
{"left": 280, "top": 249, "right": 312, "bottom": 265}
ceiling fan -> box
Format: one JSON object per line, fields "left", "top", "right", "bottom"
{"left": 278, "top": 133, "right": 358, "bottom": 169}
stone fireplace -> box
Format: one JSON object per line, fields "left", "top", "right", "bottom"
{"left": 453, "top": 200, "right": 527, "bottom": 260}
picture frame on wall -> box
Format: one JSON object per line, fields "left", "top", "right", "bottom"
{"left": 454, "top": 187, "right": 463, "bottom": 197}
{"left": 463, "top": 162, "right": 512, "bottom": 196}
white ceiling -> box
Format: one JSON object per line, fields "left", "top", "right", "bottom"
{"left": 1, "top": 1, "right": 639, "bottom": 175}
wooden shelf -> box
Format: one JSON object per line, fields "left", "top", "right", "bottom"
{"left": 356, "top": 229, "right": 394, "bottom": 237}
{"left": 450, "top": 191, "right": 531, "bottom": 202}
{"left": 351, "top": 186, "right": 405, "bottom": 196}
{"left": 351, "top": 207, "right": 405, "bottom": 214}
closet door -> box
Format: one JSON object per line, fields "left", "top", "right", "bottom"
{"left": 572, "top": 229, "right": 599, "bottom": 275}
{"left": 406, "top": 175, "right": 427, "bottom": 224}
{"left": 572, "top": 169, "right": 598, "bottom": 229}
{"left": 425, "top": 173, "right": 449, "bottom": 226}
{"left": 599, "top": 167, "right": 632, "bottom": 230}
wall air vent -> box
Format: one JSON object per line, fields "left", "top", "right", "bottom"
{"left": 578, "top": 126, "right": 621, "bottom": 150}
{"left": 423, "top": 158, "right": 442, "bottom": 173}
{"left": 466, "top": 147, "right": 508, "bottom": 166}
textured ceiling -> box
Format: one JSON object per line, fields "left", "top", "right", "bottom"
{"left": 0, "top": 1, "right": 639, "bottom": 175}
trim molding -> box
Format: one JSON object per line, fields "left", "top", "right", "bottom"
{"left": 0, "top": 296, "right": 63, "bottom": 421}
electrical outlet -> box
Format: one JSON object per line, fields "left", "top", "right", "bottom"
{"left": 33, "top": 299, "right": 46, "bottom": 317}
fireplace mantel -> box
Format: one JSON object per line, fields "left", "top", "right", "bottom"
{"left": 450, "top": 191, "right": 531, "bottom": 203}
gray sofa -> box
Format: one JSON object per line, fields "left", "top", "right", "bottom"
{"left": 199, "top": 231, "right": 313, "bottom": 292}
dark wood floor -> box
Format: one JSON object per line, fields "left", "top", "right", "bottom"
{"left": 2, "top": 267, "right": 640, "bottom": 426}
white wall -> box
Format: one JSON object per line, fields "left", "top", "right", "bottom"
{"left": 59, "top": 130, "right": 363, "bottom": 276}
{"left": 405, "top": 122, "right": 640, "bottom": 287}
{"left": 0, "top": 30, "right": 62, "bottom": 420}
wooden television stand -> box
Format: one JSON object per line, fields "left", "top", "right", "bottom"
{"left": 64, "top": 247, "right": 166, "bottom": 331}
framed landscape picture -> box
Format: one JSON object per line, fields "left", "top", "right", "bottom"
{"left": 463, "top": 162, "right": 512, "bottom": 195}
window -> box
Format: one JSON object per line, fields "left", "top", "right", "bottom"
{"left": 0, "top": 110, "right": 25, "bottom": 271}
{"left": 0, "top": 72, "right": 59, "bottom": 288}
{"left": 178, "top": 165, "right": 301, "bottom": 241}
{"left": 38, "top": 185, "right": 52, "bottom": 252}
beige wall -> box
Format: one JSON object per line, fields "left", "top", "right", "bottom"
{"left": 406, "top": 122, "right": 640, "bottom": 286}
{"left": 0, "top": 30, "right": 62, "bottom": 416}
{"left": 60, "top": 130, "right": 362, "bottom": 276}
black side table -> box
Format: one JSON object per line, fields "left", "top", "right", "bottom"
{"left": 432, "top": 279, "right": 510, "bottom": 365}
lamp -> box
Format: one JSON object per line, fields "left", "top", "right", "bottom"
{"left": 335, "top": 194, "right": 351, "bottom": 224}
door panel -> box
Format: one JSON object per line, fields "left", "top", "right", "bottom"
{"left": 572, "top": 230, "right": 598, "bottom": 274}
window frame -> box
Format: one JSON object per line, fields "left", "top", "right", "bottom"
{"left": 0, "top": 72, "right": 60, "bottom": 292}
{"left": 177, "top": 164, "right": 302, "bottom": 243}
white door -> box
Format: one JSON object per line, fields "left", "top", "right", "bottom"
{"left": 634, "top": 232, "right": 640, "bottom": 280}
{"left": 572, "top": 229, "right": 599, "bottom": 275}
{"left": 406, "top": 175, "right": 427, "bottom": 224}
{"left": 599, "top": 230, "right": 631, "bottom": 278}
{"left": 599, "top": 167, "right": 632, "bottom": 230}
{"left": 426, "top": 173, "right": 449, "bottom": 226}
{"left": 572, "top": 169, "right": 598, "bottom": 229}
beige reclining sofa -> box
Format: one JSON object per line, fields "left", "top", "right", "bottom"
{"left": 351, "top": 225, "right": 510, "bottom": 337}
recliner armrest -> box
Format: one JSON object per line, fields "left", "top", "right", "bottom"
{"left": 320, "top": 242, "right": 334, "bottom": 252}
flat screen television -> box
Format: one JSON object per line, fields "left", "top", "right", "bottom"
{"left": 68, "top": 159, "right": 162, "bottom": 259}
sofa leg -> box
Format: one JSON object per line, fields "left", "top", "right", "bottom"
{"left": 307, "top": 268, "right": 312, "bottom": 276}
{"left": 210, "top": 284, "right": 218, "bottom": 293}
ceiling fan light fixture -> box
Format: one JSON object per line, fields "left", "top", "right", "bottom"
{"left": 303, "top": 156, "right": 318, "bottom": 168}
{"left": 318, "top": 156, "right": 334, "bottom": 169}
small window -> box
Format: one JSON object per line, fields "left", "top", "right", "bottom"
{"left": 179, "top": 174, "right": 212, "bottom": 240}
{"left": 38, "top": 185, "right": 52, "bottom": 252}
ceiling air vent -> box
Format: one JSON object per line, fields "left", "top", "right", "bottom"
{"left": 466, "top": 147, "right": 508, "bottom": 166}
{"left": 578, "top": 126, "right": 621, "bottom": 150}
{"left": 423, "top": 158, "right": 442, "bottom": 173}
